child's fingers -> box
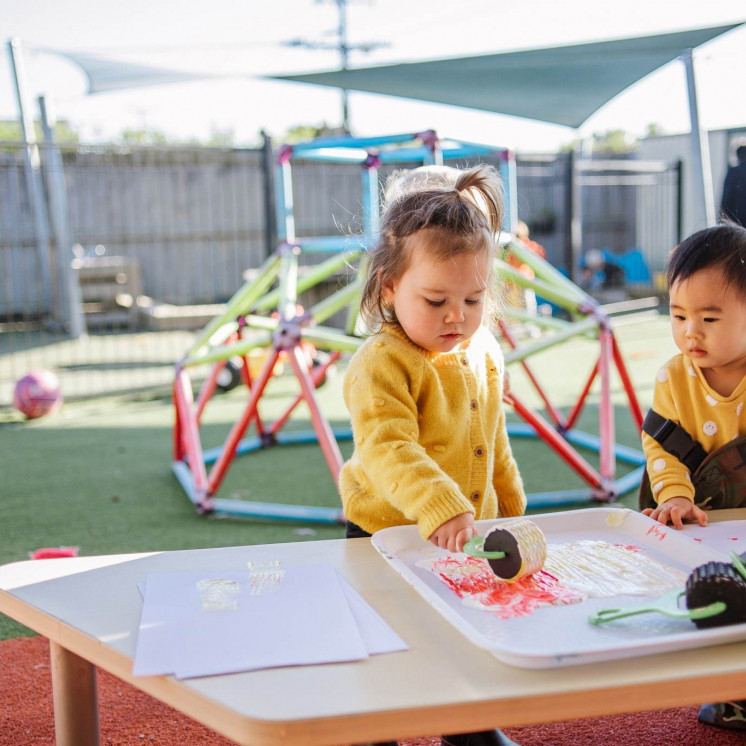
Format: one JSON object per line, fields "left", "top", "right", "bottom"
{"left": 455, "top": 527, "right": 476, "bottom": 553}
{"left": 670, "top": 508, "right": 685, "bottom": 530}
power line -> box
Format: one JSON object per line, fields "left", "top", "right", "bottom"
{"left": 282, "top": 0, "right": 388, "bottom": 132}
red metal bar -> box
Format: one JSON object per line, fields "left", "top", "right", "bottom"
{"left": 611, "top": 333, "right": 644, "bottom": 432}
{"left": 564, "top": 360, "right": 599, "bottom": 431}
{"left": 207, "top": 348, "right": 281, "bottom": 495}
{"left": 287, "top": 346, "right": 344, "bottom": 484}
{"left": 270, "top": 350, "right": 341, "bottom": 436}
{"left": 505, "top": 391, "right": 603, "bottom": 487}
{"left": 498, "top": 320, "right": 566, "bottom": 428}
{"left": 195, "top": 361, "right": 223, "bottom": 424}
{"left": 172, "top": 381, "right": 185, "bottom": 462}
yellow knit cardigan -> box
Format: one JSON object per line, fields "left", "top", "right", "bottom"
{"left": 339, "top": 324, "right": 526, "bottom": 539}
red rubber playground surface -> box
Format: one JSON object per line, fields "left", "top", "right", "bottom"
{"left": 2, "top": 636, "right": 744, "bottom": 746}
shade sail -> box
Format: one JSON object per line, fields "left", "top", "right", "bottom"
{"left": 38, "top": 48, "right": 211, "bottom": 94}
{"left": 271, "top": 24, "right": 742, "bottom": 129}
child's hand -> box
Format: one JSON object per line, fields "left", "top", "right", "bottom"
{"left": 428, "top": 513, "right": 476, "bottom": 553}
{"left": 642, "top": 496, "right": 708, "bottom": 530}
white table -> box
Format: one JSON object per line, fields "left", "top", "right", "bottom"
{"left": 2, "top": 513, "right": 746, "bottom": 746}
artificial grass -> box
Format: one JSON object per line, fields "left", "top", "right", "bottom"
{"left": 0, "top": 316, "right": 676, "bottom": 640}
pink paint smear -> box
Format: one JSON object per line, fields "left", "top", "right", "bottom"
{"left": 425, "top": 556, "right": 586, "bottom": 620}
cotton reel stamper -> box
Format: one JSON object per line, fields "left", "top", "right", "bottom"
{"left": 463, "top": 518, "right": 547, "bottom": 582}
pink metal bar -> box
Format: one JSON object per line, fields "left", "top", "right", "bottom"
{"left": 612, "top": 333, "right": 644, "bottom": 432}
{"left": 597, "top": 324, "right": 616, "bottom": 481}
{"left": 506, "top": 391, "right": 603, "bottom": 487}
{"left": 564, "top": 360, "right": 599, "bottom": 432}
{"left": 498, "top": 320, "right": 566, "bottom": 428}
{"left": 287, "top": 345, "right": 344, "bottom": 484}
{"left": 207, "top": 348, "right": 281, "bottom": 495}
{"left": 174, "top": 369, "right": 209, "bottom": 498}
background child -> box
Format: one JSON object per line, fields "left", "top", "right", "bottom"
{"left": 640, "top": 222, "right": 746, "bottom": 730}
{"left": 340, "top": 164, "right": 524, "bottom": 746}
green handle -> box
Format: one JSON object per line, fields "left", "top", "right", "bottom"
{"left": 589, "top": 589, "right": 726, "bottom": 626}
{"left": 462, "top": 536, "right": 506, "bottom": 560}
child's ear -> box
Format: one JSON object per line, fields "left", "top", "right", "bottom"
{"left": 381, "top": 274, "right": 396, "bottom": 305}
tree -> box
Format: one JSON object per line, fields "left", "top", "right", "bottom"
{"left": 277, "top": 122, "right": 348, "bottom": 144}
{"left": 0, "top": 118, "right": 80, "bottom": 143}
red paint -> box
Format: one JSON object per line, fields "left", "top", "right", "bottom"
{"left": 430, "top": 556, "right": 585, "bottom": 619}
{"left": 645, "top": 524, "right": 667, "bottom": 541}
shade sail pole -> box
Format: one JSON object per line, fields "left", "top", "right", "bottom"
{"left": 7, "top": 38, "right": 53, "bottom": 314}
{"left": 681, "top": 48, "right": 716, "bottom": 228}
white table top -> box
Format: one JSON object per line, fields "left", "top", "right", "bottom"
{"left": 3, "top": 511, "right": 746, "bottom": 745}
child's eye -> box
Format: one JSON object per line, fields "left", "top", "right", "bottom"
{"left": 672, "top": 314, "right": 685, "bottom": 321}
{"left": 703, "top": 317, "right": 719, "bottom": 323}
{"left": 425, "top": 298, "right": 445, "bottom": 307}
{"left": 465, "top": 298, "right": 482, "bottom": 306}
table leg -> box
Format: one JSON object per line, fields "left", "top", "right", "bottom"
{"left": 50, "top": 640, "right": 100, "bottom": 746}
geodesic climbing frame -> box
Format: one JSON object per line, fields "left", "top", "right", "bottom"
{"left": 172, "top": 129, "right": 647, "bottom": 521}
{"left": 172, "top": 130, "right": 516, "bottom": 521}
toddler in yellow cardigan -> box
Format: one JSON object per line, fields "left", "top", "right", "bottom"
{"left": 642, "top": 223, "right": 746, "bottom": 530}
{"left": 340, "top": 163, "right": 524, "bottom": 746}
{"left": 640, "top": 223, "right": 746, "bottom": 732}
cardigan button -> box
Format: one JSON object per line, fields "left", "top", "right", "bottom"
{"left": 470, "top": 491, "right": 480, "bottom": 502}
{"left": 470, "top": 399, "right": 478, "bottom": 411}
{"left": 460, "top": 357, "right": 468, "bottom": 365}
{"left": 474, "top": 446, "right": 484, "bottom": 457}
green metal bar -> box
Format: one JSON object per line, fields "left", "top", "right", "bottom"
{"left": 183, "top": 331, "right": 273, "bottom": 368}
{"left": 503, "top": 316, "right": 599, "bottom": 365}
{"left": 308, "top": 279, "right": 362, "bottom": 326}
{"left": 254, "top": 249, "right": 362, "bottom": 312}
{"left": 500, "top": 306, "right": 570, "bottom": 331}
{"left": 495, "top": 258, "right": 587, "bottom": 314}
{"left": 505, "top": 240, "right": 589, "bottom": 303}
{"left": 300, "top": 326, "right": 364, "bottom": 353}
{"left": 188, "top": 252, "right": 282, "bottom": 357}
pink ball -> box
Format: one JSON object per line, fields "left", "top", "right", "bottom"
{"left": 13, "top": 369, "right": 63, "bottom": 419}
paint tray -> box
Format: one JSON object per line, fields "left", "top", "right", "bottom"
{"left": 372, "top": 507, "right": 746, "bottom": 668}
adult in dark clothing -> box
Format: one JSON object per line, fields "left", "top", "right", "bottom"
{"left": 721, "top": 145, "right": 746, "bottom": 226}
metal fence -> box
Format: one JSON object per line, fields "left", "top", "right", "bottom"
{"left": 0, "top": 141, "right": 680, "bottom": 407}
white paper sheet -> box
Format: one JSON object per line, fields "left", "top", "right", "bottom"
{"left": 133, "top": 563, "right": 407, "bottom": 679}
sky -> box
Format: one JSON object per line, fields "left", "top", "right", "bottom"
{"left": 1, "top": 0, "right": 745, "bottom": 153}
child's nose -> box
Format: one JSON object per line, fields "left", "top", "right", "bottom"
{"left": 685, "top": 321, "right": 702, "bottom": 338}
{"left": 444, "top": 304, "right": 465, "bottom": 323}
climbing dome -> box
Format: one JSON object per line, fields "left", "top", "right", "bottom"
{"left": 171, "top": 131, "right": 645, "bottom": 522}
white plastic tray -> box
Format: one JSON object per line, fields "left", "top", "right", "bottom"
{"left": 372, "top": 507, "right": 746, "bottom": 668}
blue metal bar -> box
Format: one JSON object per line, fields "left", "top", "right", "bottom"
{"left": 295, "top": 235, "right": 375, "bottom": 253}
{"left": 526, "top": 489, "right": 595, "bottom": 509}
{"left": 202, "top": 429, "right": 354, "bottom": 466}
{"left": 211, "top": 497, "right": 345, "bottom": 524}
{"left": 274, "top": 159, "right": 294, "bottom": 243}
{"left": 291, "top": 132, "right": 424, "bottom": 152}
{"left": 362, "top": 168, "right": 380, "bottom": 237}
{"left": 172, "top": 461, "right": 202, "bottom": 507}
{"left": 612, "top": 465, "right": 646, "bottom": 496}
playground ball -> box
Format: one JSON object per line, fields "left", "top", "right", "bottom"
{"left": 13, "top": 369, "right": 63, "bottom": 419}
